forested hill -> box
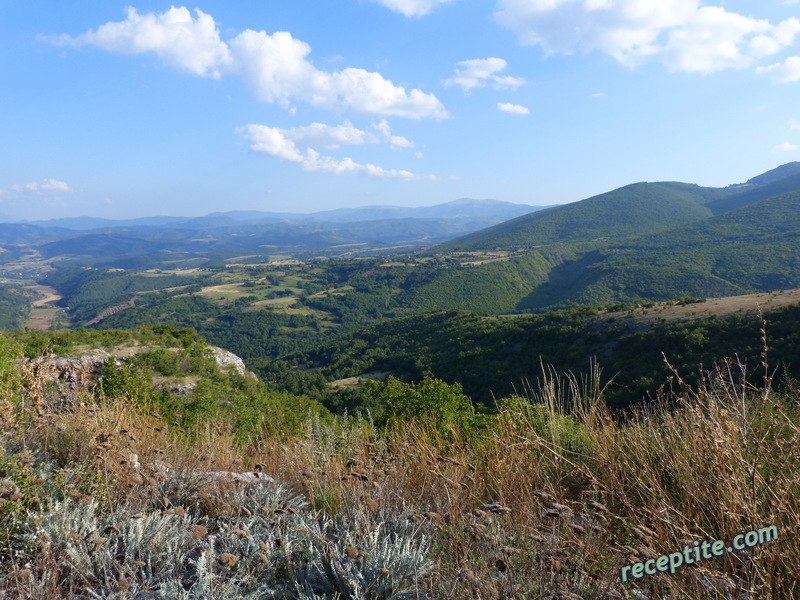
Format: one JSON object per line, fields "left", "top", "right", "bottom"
{"left": 440, "top": 162, "right": 800, "bottom": 253}
{"left": 438, "top": 182, "right": 714, "bottom": 251}
{"left": 513, "top": 189, "right": 800, "bottom": 310}
{"left": 288, "top": 301, "right": 800, "bottom": 410}
{"left": 396, "top": 164, "right": 800, "bottom": 312}
{"left": 705, "top": 171, "right": 800, "bottom": 215}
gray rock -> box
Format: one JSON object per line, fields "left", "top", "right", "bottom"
{"left": 208, "top": 346, "right": 254, "bottom": 379}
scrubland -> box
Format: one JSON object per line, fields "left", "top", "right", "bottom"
{"left": 0, "top": 330, "right": 798, "bottom": 599}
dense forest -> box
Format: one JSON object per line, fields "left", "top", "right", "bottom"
{"left": 0, "top": 283, "right": 32, "bottom": 329}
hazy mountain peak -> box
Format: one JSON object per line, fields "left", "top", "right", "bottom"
{"left": 745, "top": 162, "right": 800, "bottom": 187}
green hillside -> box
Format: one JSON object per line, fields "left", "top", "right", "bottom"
{"left": 293, "top": 302, "right": 800, "bottom": 410}
{"left": 411, "top": 168, "right": 800, "bottom": 313}
{"left": 440, "top": 182, "right": 714, "bottom": 252}
{"left": 743, "top": 160, "right": 800, "bottom": 186}
{"left": 706, "top": 171, "right": 800, "bottom": 214}
{"left": 401, "top": 245, "right": 586, "bottom": 313}
{"left": 522, "top": 189, "right": 800, "bottom": 309}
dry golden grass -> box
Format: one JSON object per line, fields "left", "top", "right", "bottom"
{"left": 3, "top": 349, "right": 800, "bottom": 598}
{"left": 603, "top": 288, "right": 800, "bottom": 326}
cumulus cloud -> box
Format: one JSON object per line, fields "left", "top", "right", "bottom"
{"left": 370, "top": 0, "right": 455, "bottom": 17}
{"left": 44, "top": 7, "right": 232, "bottom": 78}
{"left": 443, "top": 58, "right": 526, "bottom": 91}
{"left": 772, "top": 141, "right": 798, "bottom": 153}
{"left": 494, "top": 0, "right": 800, "bottom": 74}
{"left": 239, "top": 124, "right": 430, "bottom": 179}
{"left": 240, "top": 120, "right": 413, "bottom": 151}
{"left": 45, "top": 6, "right": 448, "bottom": 119}
{"left": 498, "top": 102, "right": 530, "bottom": 114}
{"left": 280, "top": 121, "right": 378, "bottom": 149}
{"left": 757, "top": 56, "right": 800, "bottom": 82}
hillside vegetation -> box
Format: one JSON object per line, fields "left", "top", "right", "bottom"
{"left": 418, "top": 166, "right": 800, "bottom": 312}
{"left": 1, "top": 327, "right": 798, "bottom": 599}
{"left": 0, "top": 163, "right": 798, "bottom": 332}
{"left": 439, "top": 183, "right": 714, "bottom": 252}
{"left": 288, "top": 300, "right": 800, "bottom": 411}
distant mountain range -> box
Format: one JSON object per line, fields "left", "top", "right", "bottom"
{"left": 7, "top": 198, "right": 545, "bottom": 231}
{"left": 0, "top": 199, "right": 549, "bottom": 264}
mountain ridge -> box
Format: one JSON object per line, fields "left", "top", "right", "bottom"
{"left": 438, "top": 162, "right": 800, "bottom": 253}
{"left": 10, "top": 198, "right": 545, "bottom": 231}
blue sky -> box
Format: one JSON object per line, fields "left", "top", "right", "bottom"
{"left": 1, "top": 0, "right": 799, "bottom": 220}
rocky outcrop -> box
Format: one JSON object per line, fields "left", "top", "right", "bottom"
{"left": 33, "top": 350, "right": 113, "bottom": 401}
{"left": 29, "top": 345, "right": 255, "bottom": 403}
{"left": 209, "top": 346, "right": 256, "bottom": 379}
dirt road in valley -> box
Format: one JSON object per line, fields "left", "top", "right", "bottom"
{"left": 24, "top": 285, "right": 62, "bottom": 330}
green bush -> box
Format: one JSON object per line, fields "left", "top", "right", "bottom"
{"left": 370, "top": 375, "right": 479, "bottom": 436}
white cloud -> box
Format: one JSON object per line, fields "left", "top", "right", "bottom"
{"left": 282, "top": 121, "right": 378, "bottom": 149}
{"left": 3, "top": 179, "right": 71, "bottom": 194}
{"left": 790, "top": 119, "right": 800, "bottom": 130}
{"left": 241, "top": 125, "right": 305, "bottom": 163}
{"left": 44, "top": 7, "right": 232, "bottom": 78}
{"left": 239, "top": 120, "right": 414, "bottom": 151}
{"left": 757, "top": 56, "right": 800, "bottom": 82}
{"left": 498, "top": 102, "right": 530, "bottom": 114}
{"left": 239, "top": 124, "right": 431, "bottom": 180}
{"left": 46, "top": 7, "right": 448, "bottom": 119}
{"left": 370, "top": 0, "right": 455, "bottom": 17}
{"left": 772, "top": 141, "right": 798, "bottom": 153}
{"left": 372, "top": 119, "right": 415, "bottom": 148}
{"left": 443, "top": 58, "right": 526, "bottom": 91}
{"left": 0, "top": 179, "right": 72, "bottom": 207}
{"left": 494, "top": 0, "right": 800, "bottom": 74}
